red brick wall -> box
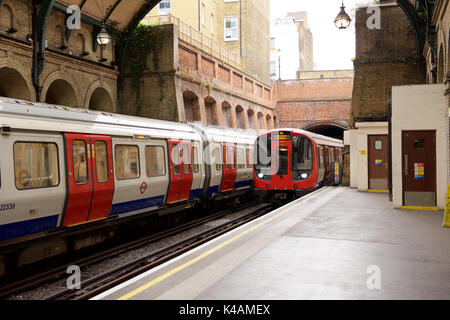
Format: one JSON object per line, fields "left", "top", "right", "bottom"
{"left": 275, "top": 78, "right": 353, "bottom": 129}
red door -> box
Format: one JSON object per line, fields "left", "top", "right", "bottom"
{"left": 272, "top": 140, "right": 291, "bottom": 189}
{"left": 167, "top": 141, "right": 193, "bottom": 203}
{"left": 63, "top": 133, "right": 114, "bottom": 227}
{"left": 220, "top": 143, "right": 237, "bottom": 191}
{"left": 89, "top": 136, "right": 114, "bottom": 221}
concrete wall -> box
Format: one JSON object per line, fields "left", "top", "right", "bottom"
{"left": 392, "top": 84, "right": 448, "bottom": 209}
{"left": 348, "top": 122, "right": 389, "bottom": 191}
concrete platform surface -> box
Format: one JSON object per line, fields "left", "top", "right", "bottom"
{"left": 93, "top": 187, "right": 450, "bottom": 300}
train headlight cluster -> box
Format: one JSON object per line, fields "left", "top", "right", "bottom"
{"left": 301, "top": 173, "right": 308, "bottom": 179}
{"left": 258, "top": 173, "right": 264, "bottom": 179}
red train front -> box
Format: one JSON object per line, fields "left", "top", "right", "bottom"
{"left": 253, "top": 129, "right": 344, "bottom": 202}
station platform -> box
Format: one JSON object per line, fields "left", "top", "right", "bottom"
{"left": 93, "top": 187, "right": 450, "bottom": 300}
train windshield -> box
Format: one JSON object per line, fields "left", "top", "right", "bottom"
{"left": 292, "top": 135, "right": 313, "bottom": 171}
{"left": 255, "top": 135, "right": 272, "bottom": 175}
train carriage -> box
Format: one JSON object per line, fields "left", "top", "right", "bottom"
{"left": 0, "top": 97, "right": 257, "bottom": 272}
{"left": 253, "top": 129, "right": 344, "bottom": 202}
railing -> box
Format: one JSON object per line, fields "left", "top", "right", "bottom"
{"left": 142, "top": 14, "right": 242, "bottom": 69}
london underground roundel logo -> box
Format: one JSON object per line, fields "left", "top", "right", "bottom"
{"left": 140, "top": 181, "right": 148, "bottom": 194}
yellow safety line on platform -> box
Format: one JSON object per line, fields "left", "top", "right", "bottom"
{"left": 443, "top": 184, "right": 450, "bottom": 228}
{"left": 402, "top": 206, "right": 439, "bottom": 211}
{"left": 368, "top": 189, "right": 389, "bottom": 193}
{"left": 117, "top": 187, "right": 332, "bottom": 300}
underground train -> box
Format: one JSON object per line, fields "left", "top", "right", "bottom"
{"left": 253, "top": 129, "right": 344, "bottom": 202}
{"left": 0, "top": 97, "right": 257, "bottom": 272}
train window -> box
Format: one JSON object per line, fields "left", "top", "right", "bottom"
{"left": 192, "top": 146, "right": 199, "bottom": 173}
{"left": 317, "top": 146, "right": 321, "bottom": 168}
{"left": 72, "top": 140, "right": 88, "bottom": 185}
{"left": 95, "top": 141, "right": 108, "bottom": 183}
{"left": 275, "top": 147, "right": 288, "bottom": 175}
{"left": 319, "top": 146, "right": 325, "bottom": 169}
{"left": 237, "top": 149, "right": 245, "bottom": 169}
{"left": 115, "top": 145, "right": 140, "bottom": 180}
{"left": 292, "top": 136, "right": 313, "bottom": 171}
{"left": 246, "top": 148, "right": 251, "bottom": 168}
{"left": 213, "top": 148, "right": 221, "bottom": 171}
{"left": 14, "top": 142, "right": 59, "bottom": 190}
{"left": 172, "top": 144, "right": 180, "bottom": 175}
{"left": 227, "top": 146, "right": 235, "bottom": 169}
{"left": 183, "top": 144, "right": 190, "bottom": 174}
{"left": 255, "top": 136, "right": 271, "bottom": 174}
{"left": 146, "top": 146, "right": 166, "bottom": 177}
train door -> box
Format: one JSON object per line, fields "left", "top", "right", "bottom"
{"left": 89, "top": 136, "right": 114, "bottom": 221}
{"left": 368, "top": 135, "right": 389, "bottom": 191}
{"left": 220, "top": 143, "right": 237, "bottom": 192}
{"left": 63, "top": 133, "right": 113, "bottom": 227}
{"left": 272, "top": 133, "right": 291, "bottom": 189}
{"left": 402, "top": 131, "right": 436, "bottom": 207}
{"left": 167, "top": 141, "right": 193, "bottom": 203}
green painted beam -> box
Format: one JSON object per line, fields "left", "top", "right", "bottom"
{"left": 36, "top": 0, "right": 56, "bottom": 81}
{"left": 104, "top": 0, "right": 122, "bottom": 22}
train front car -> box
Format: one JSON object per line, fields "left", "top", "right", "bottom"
{"left": 253, "top": 129, "right": 344, "bottom": 203}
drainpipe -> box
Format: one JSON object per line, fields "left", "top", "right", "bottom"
{"left": 32, "top": 0, "right": 41, "bottom": 101}
{"left": 239, "top": 0, "right": 242, "bottom": 57}
{"left": 198, "top": 0, "right": 201, "bottom": 31}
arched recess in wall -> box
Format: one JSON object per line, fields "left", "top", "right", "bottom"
{"left": 89, "top": 87, "right": 114, "bottom": 112}
{"left": 438, "top": 44, "right": 445, "bottom": 83}
{"left": 266, "top": 114, "right": 273, "bottom": 130}
{"left": 273, "top": 116, "right": 279, "bottom": 128}
{"left": 222, "top": 101, "right": 233, "bottom": 127}
{"left": 205, "top": 96, "right": 218, "bottom": 126}
{"left": 0, "top": 1, "right": 16, "bottom": 34}
{"left": 247, "top": 108, "right": 256, "bottom": 130}
{"left": 236, "top": 105, "right": 245, "bottom": 129}
{"left": 303, "top": 121, "right": 348, "bottom": 140}
{"left": 257, "top": 112, "right": 265, "bottom": 130}
{"left": 183, "top": 91, "right": 200, "bottom": 122}
{"left": 45, "top": 79, "right": 78, "bottom": 107}
{"left": 0, "top": 67, "right": 31, "bottom": 100}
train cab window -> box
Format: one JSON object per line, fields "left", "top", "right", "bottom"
{"left": 95, "top": 141, "right": 108, "bottom": 183}
{"left": 72, "top": 140, "right": 88, "bottom": 185}
{"left": 275, "top": 147, "right": 288, "bottom": 175}
{"left": 255, "top": 136, "right": 271, "bottom": 175}
{"left": 115, "top": 145, "right": 140, "bottom": 180}
{"left": 146, "top": 146, "right": 166, "bottom": 177}
{"left": 192, "top": 146, "right": 200, "bottom": 173}
{"left": 237, "top": 149, "right": 245, "bottom": 169}
{"left": 14, "top": 142, "right": 59, "bottom": 190}
{"left": 183, "top": 144, "right": 190, "bottom": 174}
{"left": 292, "top": 136, "right": 313, "bottom": 171}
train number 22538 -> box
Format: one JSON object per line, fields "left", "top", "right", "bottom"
{"left": 0, "top": 203, "right": 16, "bottom": 211}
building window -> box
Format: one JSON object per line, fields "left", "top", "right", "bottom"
{"left": 201, "top": 3, "right": 205, "bottom": 26}
{"left": 270, "top": 38, "right": 276, "bottom": 51}
{"left": 211, "top": 14, "right": 214, "bottom": 34}
{"left": 159, "top": 0, "right": 171, "bottom": 14}
{"left": 224, "top": 16, "right": 238, "bottom": 41}
{"left": 270, "top": 60, "right": 277, "bottom": 77}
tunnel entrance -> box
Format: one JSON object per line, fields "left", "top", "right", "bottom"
{"left": 304, "top": 123, "right": 346, "bottom": 141}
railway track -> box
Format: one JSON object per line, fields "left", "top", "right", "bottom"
{"left": 1, "top": 202, "right": 278, "bottom": 300}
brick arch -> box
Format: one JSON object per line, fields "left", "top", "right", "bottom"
{"left": 183, "top": 90, "right": 200, "bottom": 123}
{"left": 247, "top": 107, "right": 257, "bottom": 130}
{"left": 41, "top": 71, "right": 81, "bottom": 107}
{"left": 266, "top": 114, "right": 273, "bottom": 130}
{"left": 41, "top": 70, "right": 81, "bottom": 105}
{"left": 235, "top": 105, "right": 245, "bottom": 129}
{"left": 84, "top": 80, "right": 116, "bottom": 112}
{"left": 257, "top": 111, "right": 265, "bottom": 130}
{"left": 0, "top": 60, "right": 35, "bottom": 101}
{"left": 221, "top": 101, "right": 233, "bottom": 127}
{"left": 302, "top": 120, "right": 348, "bottom": 140}
{"left": 204, "top": 96, "right": 218, "bottom": 126}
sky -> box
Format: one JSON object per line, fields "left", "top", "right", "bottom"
{"left": 271, "top": 0, "right": 371, "bottom": 71}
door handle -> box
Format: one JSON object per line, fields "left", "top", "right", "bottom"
{"left": 404, "top": 154, "right": 408, "bottom": 176}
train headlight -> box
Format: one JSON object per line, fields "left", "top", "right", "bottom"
{"left": 258, "top": 173, "right": 264, "bottom": 179}
{"left": 301, "top": 173, "right": 308, "bottom": 179}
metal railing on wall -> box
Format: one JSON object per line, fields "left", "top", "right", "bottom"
{"left": 143, "top": 14, "right": 242, "bottom": 69}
